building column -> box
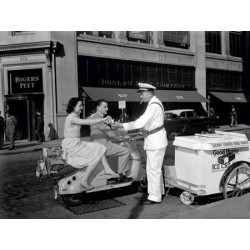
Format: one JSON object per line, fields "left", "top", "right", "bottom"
{"left": 117, "top": 31, "right": 128, "bottom": 43}
{"left": 157, "top": 31, "right": 164, "bottom": 47}
{"left": 194, "top": 31, "right": 207, "bottom": 111}
{"left": 0, "top": 64, "right": 4, "bottom": 114}
{"left": 221, "top": 31, "right": 230, "bottom": 56}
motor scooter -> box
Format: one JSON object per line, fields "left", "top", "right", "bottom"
{"left": 36, "top": 133, "right": 146, "bottom": 207}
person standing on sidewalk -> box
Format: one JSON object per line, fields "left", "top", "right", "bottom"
{"left": 112, "top": 83, "right": 168, "bottom": 205}
{"left": 0, "top": 110, "right": 5, "bottom": 150}
{"left": 36, "top": 110, "right": 45, "bottom": 142}
{"left": 230, "top": 105, "right": 238, "bottom": 127}
{"left": 6, "top": 111, "right": 17, "bottom": 150}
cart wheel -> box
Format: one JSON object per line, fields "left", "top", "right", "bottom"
{"left": 223, "top": 163, "right": 250, "bottom": 199}
{"left": 180, "top": 191, "right": 194, "bottom": 205}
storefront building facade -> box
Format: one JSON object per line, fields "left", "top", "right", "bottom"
{"left": 0, "top": 31, "right": 247, "bottom": 140}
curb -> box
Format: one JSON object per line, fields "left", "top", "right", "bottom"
{"left": 0, "top": 147, "right": 44, "bottom": 156}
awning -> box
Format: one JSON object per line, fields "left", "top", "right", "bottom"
{"left": 155, "top": 90, "right": 208, "bottom": 102}
{"left": 210, "top": 92, "right": 248, "bottom": 103}
{"left": 82, "top": 87, "right": 208, "bottom": 102}
{"left": 82, "top": 87, "right": 140, "bottom": 102}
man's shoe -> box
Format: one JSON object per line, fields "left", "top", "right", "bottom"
{"left": 8, "top": 147, "right": 15, "bottom": 151}
{"left": 118, "top": 174, "right": 133, "bottom": 183}
{"left": 107, "top": 177, "right": 119, "bottom": 184}
{"left": 141, "top": 199, "right": 161, "bottom": 205}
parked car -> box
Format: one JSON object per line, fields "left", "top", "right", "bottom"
{"left": 164, "top": 109, "right": 220, "bottom": 140}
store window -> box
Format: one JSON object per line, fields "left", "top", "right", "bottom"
{"left": 78, "top": 56, "right": 195, "bottom": 89}
{"left": 126, "top": 31, "right": 152, "bottom": 44}
{"left": 77, "top": 31, "right": 114, "bottom": 38}
{"left": 11, "top": 31, "right": 35, "bottom": 36}
{"left": 207, "top": 69, "right": 242, "bottom": 91}
{"left": 229, "top": 32, "right": 243, "bottom": 57}
{"left": 163, "top": 31, "right": 189, "bottom": 49}
{"left": 205, "top": 31, "right": 221, "bottom": 54}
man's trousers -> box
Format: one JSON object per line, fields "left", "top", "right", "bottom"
{"left": 146, "top": 147, "right": 166, "bottom": 202}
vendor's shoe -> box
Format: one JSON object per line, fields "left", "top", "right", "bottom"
{"left": 141, "top": 199, "right": 161, "bottom": 205}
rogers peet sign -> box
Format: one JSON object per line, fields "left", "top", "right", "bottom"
{"left": 8, "top": 68, "right": 43, "bottom": 94}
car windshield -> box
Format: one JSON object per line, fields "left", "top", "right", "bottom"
{"left": 165, "top": 113, "right": 173, "bottom": 118}
{"left": 165, "top": 113, "right": 179, "bottom": 119}
{"left": 185, "top": 111, "right": 195, "bottom": 118}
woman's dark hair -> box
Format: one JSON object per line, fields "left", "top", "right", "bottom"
{"left": 66, "top": 97, "right": 82, "bottom": 114}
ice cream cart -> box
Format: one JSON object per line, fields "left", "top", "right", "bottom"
{"left": 164, "top": 131, "right": 250, "bottom": 205}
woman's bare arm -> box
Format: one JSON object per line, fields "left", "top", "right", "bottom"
{"left": 71, "top": 115, "right": 110, "bottom": 126}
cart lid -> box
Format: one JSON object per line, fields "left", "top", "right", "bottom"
{"left": 173, "top": 131, "right": 250, "bottom": 150}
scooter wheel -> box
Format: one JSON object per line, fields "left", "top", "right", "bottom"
{"left": 180, "top": 191, "right": 194, "bottom": 205}
{"left": 62, "top": 194, "right": 84, "bottom": 207}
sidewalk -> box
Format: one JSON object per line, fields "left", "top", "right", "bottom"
{"left": 0, "top": 137, "right": 91, "bottom": 156}
{"left": 216, "top": 124, "right": 250, "bottom": 132}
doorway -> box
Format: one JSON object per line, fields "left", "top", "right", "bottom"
{"left": 7, "top": 100, "right": 28, "bottom": 140}
{"left": 5, "top": 95, "right": 44, "bottom": 141}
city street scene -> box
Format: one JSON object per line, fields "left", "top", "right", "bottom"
{"left": 1, "top": 31, "right": 250, "bottom": 219}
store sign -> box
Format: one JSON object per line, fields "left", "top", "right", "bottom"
{"left": 9, "top": 69, "right": 43, "bottom": 94}
{"left": 128, "top": 31, "right": 146, "bottom": 40}
{"left": 119, "top": 100, "right": 126, "bottom": 109}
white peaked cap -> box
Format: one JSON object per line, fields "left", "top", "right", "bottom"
{"left": 137, "top": 83, "right": 156, "bottom": 92}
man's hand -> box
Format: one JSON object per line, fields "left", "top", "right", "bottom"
{"left": 103, "top": 116, "right": 113, "bottom": 124}
{"left": 111, "top": 122, "right": 123, "bottom": 130}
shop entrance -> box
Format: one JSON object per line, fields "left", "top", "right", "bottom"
{"left": 5, "top": 95, "right": 44, "bottom": 141}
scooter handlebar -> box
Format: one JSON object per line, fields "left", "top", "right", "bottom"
{"left": 112, "top": 133, "right": 144, "bottom": 142}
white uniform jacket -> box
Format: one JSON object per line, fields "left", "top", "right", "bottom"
{"left": 123, "top": 96, "right": 168, "bottom": 150}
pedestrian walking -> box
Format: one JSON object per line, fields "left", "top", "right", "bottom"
{"left": 112, "top": 83, "right": 168, "bottom": 205}
{"left": 48, "top": 123, "right": 58, "bottom": 140}
{"left": 119, "top": 109, "right": 130, "bottom": 123}
{"left": 230, "top": 105, "right": 237, "bottom": 127}
{"left": 36, "top": 110, "right": 45, "bottom": 142}
{"left": 0, "top": 110, "right": 5, "bottom": 150}
{"left": 6, "top": 111, "right": 17, "bottom": 150}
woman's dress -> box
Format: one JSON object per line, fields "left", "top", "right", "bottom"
{"left": 61, "top": 113, "right": 106, "bottom": 168}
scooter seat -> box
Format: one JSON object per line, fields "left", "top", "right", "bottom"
{"left": 50, "top": 164, "right": 77, "bottom": 178}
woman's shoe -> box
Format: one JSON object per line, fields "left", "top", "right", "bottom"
{"left": 80, "top": 181, "right": 94, "bottom": 191}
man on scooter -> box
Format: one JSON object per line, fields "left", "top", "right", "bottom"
{"left": 112, "top": 83, "right": 168, "bottom": 205}
{"left": 89, "top": 99, "right": 132, "bottom": 182}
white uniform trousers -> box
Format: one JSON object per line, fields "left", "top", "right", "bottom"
{"left": 146, "top": 147, "right": 166, "bottom": 202}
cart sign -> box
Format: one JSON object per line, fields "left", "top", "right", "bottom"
{"left": 212, "top": 149, "right": 238, "bottom": 172}
{"left": 119, "top": 100, "right": 126, "bottom": 109}
{"left": 8, "top": 68, "right": 43, "bottom": 94}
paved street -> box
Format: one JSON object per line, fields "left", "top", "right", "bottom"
{"left": 0, "top": 144, "right": 198, "bottom": 219}
{"left": 1, "top": 128, "right": 250, "bottom": 219}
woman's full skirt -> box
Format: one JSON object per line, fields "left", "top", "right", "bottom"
{"left": 61, "top": 138, "right": 106, "bottom": 168}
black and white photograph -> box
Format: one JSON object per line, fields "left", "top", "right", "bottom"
{"left": 1, "top": 1, "right": 249, "bottom": 250}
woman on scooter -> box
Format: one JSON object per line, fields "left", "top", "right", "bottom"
{"left": 61, "top": 97, "right": 118, "bottom": 190}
